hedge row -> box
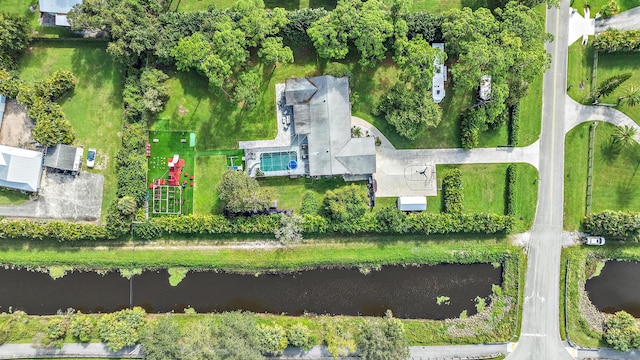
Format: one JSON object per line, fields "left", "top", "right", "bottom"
{"left": 132, "top": 211, "right": 513, "bottom": 240}
{"left": 583, "top": 211, "right": 640, "bottom": 241}
{"left": 593, "top": 29, "right": 640, "bottom": 53}
{"left": 0, "top": 219, "right": 109, "bottom": 242}
{"left": 508, "top": 103, "right": 520, "bottom": 146}
{"left": 442, "top": 169, "right": 463, "bottom": 214}
{"left": 505, "top": 164, "right": 517, "bottom": 217}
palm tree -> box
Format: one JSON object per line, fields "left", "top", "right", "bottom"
{"left": 612, "top": 125, "right": 638, "bottom": 149}
{"left": 617, "top": 86, "right": 640, "bottom": 107}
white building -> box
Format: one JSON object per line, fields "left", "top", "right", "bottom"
{"left": 479, "top": 75, "right": 492, "bottom": 101}
{"left": 397, "top": 196, "right": 427, "bottom": 212}
{"left": 0, "top": 145, "right": 43, "bottom": 192}
{"left": 432, "top": 43, "right": 446, "bottom": 104}
{"left": 39, "top": 0, "right": 83, "bottom": 27}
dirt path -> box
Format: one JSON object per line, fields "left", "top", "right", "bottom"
{"left": 0, "top": 99, "right": 35, "bottom": 148}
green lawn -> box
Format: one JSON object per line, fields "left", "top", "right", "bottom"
{"left": 258, "top": 176, "right": 356, "bottom": 212}
{"left": 564, "top": 122, "right": 640, "bottom": 230}
{"left": 424, "top": 163, "right": 538, "bottom": 232}
{"left": 567, "top": 39, "right": 640, "bottom": 126}
{"left": 519, "top": 70, "right": 543, "bottom": 146}
{"left": 18, "top": 41, "right": 124, "bottom": 220}
{"left": 193, "top": 155, "right": 227, "bottom": 214}
{"left": 572, "top": 0, "right": 640, "bottom": 16}
{"left": 0, "top": 188, "right": 30, "bottom": 206}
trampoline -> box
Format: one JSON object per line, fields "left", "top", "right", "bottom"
{"left": 260, "top": 151, "right": 297, "bottom": 172}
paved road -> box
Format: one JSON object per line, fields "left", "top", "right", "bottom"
{"left": 506, "top": 1, "right": 574, "bottom": 359}
{"left": 595, "top": 6, "right": 640, "bottom": 32}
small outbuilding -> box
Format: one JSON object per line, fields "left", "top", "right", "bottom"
{"left": 479, "top": 75, "right": 492, "bottom": 101}
{"left": 44, "top": 144, "right": 84, "bottom": 175}
{"left": 39, "top": 0, "right": 83, "bottom": 27}
{"left": 397, "top": 196, "right": 427, "bottom": 212}
{"left": 432, "top": 43, "right": 446, "bottom": 104}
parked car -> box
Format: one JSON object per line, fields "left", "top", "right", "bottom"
{"left": 87, "top": 148, "right": 96, "bottom": 168}
{"left": 582, "top": 236, "right": 605, "bottom": 246}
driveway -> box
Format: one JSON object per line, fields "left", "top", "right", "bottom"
{"left": 595, "top": 6, "right": 640, "bottom": 32}
{"left": 0, "top": 171, "right": 104, "bottom": 221}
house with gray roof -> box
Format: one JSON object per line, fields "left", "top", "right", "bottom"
{"left": 44, "top": 144, "right": 83, "bottom": 175}
{"left": 0, "top": 145, "right": 43, "bottom": 192}
{"left": 240, "top": 76, "right": 376, "bottom": 181}
{"left": 40, "top": 0, "right": 83, "bottom": 27}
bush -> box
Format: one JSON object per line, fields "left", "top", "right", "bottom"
{"left": 599, "top": 0, "right": 620, "bottom": 17}
{"left": 33, "top": 70, "right": 77, "bottom": 101}
{"left": 323, "top": 62, "right": 353, "bottom": 85}
{"left": 321, "top": 185, "right": 369, "bottom": 224}
{"left": 583, "top": 211, "right": 640, "bottom": 241}
{"left": 0, "top": 219, "right": 109, "bottom": 241}
{"left": 43, "top": 317, "right": 67, "bottom": 348}
{"left": 280, "top": 8, "right": 328, "bottom": 46}
{"left": 97, "top": 307, "right": 146, "bottom": 352}
{"left": 594, "top": 29, "right": 640, "bottom": 52}
{"left": 442, "top": 169, "right": 463, "bottom": 214}
{"left": 508, "top": 103, "right": 520, "bottom": 146}
{"left": 0, "top": 69, "right": 23, "bottom": 98}
{"left": 287, "top": 323, "right": 314, "bottom": 350}
{"left": 604, "top": 311, "right": 640, "bottom": 351}
{"left": 257, "top": 324, "right": 288, "bottom": 355}
{"left": 70, "top": 314, "right": 94, "bottom": 343}
{"left": 402, "top": 12, "right": 443, "bottom": 42}
{"left": 300, "top": 191, "right": 320, "bottom": 215}
{"left": 505, "top": 164, "right": 517, "bottom": 217}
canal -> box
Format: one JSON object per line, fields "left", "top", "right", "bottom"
{"left": 0, "top": 264, "right": 502, "bottom": 319}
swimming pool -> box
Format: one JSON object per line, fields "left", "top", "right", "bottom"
{"left": 260, "top": 151, "right": 297, "bottom": 172}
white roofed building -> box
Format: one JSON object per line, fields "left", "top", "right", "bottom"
{"left": 432, "top": 43, "right": 446, "bottom": 104}
{"left": 479, "top": 75, "right": 492, "bottom": 101}
{"left": 0, "top": 145, "right": 43, "bottom": 192}
{"left": 39, "top": 0, "right": 83, "bottom": 27}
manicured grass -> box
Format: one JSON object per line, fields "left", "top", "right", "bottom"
{"left": 425, "top": 163, "right": 538, "bottom": 232}
{"left": 0, "top": 188, "right": 30, "bottom": 206}
{"left": 573, "top": 0, "right": 640, "bottom": 16}
{"left": 18, "top": 41, "right": 124, "bottom": 220}
{"left": 0, "top": 237, "right": 513, "bottom": 270}
{"left": 193, "top": 155, "right": 227, "bottom": 214}
{"left": 595, "top": 51, "right": 640, "bottom": 126}
{"left": 148, "top": 131, "right": 197, "bottom": 215}
{"left": 519, "top": 71, "right": 543, "bottom": 146}
{"left": 258, "top": 176, "right": 356, "bottom": 212}
{"left": 567, "top": 39, "right": 640, "bottom": 126}
{"left": 564, "top": 122, "right": 640, "bottom": 230}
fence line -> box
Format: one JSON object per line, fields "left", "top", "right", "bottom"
{"left": 586, "top": 122, "right": 597, "bottom": 215}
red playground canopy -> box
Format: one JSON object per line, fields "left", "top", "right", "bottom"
{"left": 168, "top": 158, "right": 185, "bottom": 186}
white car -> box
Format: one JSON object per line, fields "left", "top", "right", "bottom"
{"left": 87, "top": 148, "right": 96, "bottom": 169}
{"left": 582, "top": 236, "right": 605, "bottom": 246}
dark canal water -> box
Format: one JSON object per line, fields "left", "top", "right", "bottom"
{"left": 585, "top": 261, "right": 640, "bottom": 316}
{"left": 0, "top": 264, "right": 502, "bottom": 319}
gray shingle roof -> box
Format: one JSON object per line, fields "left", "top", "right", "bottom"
{"left": 44, "top": 144, "right": 83, "bottom": 172}
{"left": 285, "top": 75, "right": 376, "bottom": 177}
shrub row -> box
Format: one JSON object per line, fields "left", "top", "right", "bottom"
{"left": 505, "top": 164, "right": 517, "bottom": 217}
{"left": 442, "top": 169, "right": 463, "bottom": 214}
{"left": 460, "top": 115, "right": 479, "bottom": 150}
{"left": 508, "top": 103, "right": 520, "bottom": 146}
{"left": 593, "top": 29, "right": 640, "bottom": 53}
{"left": 0, "top": 219, "right": 109, "bottom": 242}
{"left": 132, "top": 211, "right": 513, "bottom": 239}
{"left": 583, "top": 211, "right": 640, "bottom": 241}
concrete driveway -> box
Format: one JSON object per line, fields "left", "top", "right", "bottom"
{"left": 595, "top": 6, "right": 640, "bottom": 32}
{"left": 0, "top": 171, "right": 104, "bottom": 221}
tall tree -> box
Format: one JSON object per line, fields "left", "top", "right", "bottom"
{"left": 216, "top": 170, "right": 273, "bottom": 213}
{"left": 233, "top": 0, "right": 288, "bottom": 48}
{"left": 618, "top": 86, "right": 640, "bottom": 108}
{"left": 258, "top": 37, "right": 294, "bottom": 69}
{"left": 232, "top": 69, "right": 261, "bottom": 109}
{"left": 0, "top": 12, "right": 32, "bottom": 69}
{"left": 611, "top": 125, "right": 638, "bottom": 149}
{"left": 377, "top": 83, "right": 442, "bottom": 140}
{"left": 140, "top": 316, "right": 182, "bottom": 360}
{"left": 307, "top": 0, "right": 394, "bottom": 67}
{"left": 394, "top": 34, "right": 442, "bottom": 90}
{"left": 358, "top": 311, "right": 410, "bottom": 360}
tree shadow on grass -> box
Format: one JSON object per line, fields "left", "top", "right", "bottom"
{"left": 600, "top": 137, "right": 621, "bottom": 164}
{"left": 615, "top": 182, "right": 637, "bottom": 209}
{"left": 265, "top": 0, "right": 300, "bottom": 10}
{"left": 309, "top": 0, "right": 336, "bottom": 10}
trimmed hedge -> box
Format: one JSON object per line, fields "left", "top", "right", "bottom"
{"left": 505, "top": 164, "right": 517, "bottom": 217}
{"left": 0, "top": 219, "right": 109, "bottom": 242}
{"left": 508, "top": 103, "right": 520, "bottom": 147}
{"left": 583, "top": 211, "right": 640, "bottom": 241}
{"left": 593, "top": 29, "right": 640, "bottom": 53}
{"left": 442, "top": 169, "right": 463, "bottom": 214}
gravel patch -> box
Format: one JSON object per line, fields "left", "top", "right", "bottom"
{"left": 0, "top": 100, "right": 35, "bottom": 148}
